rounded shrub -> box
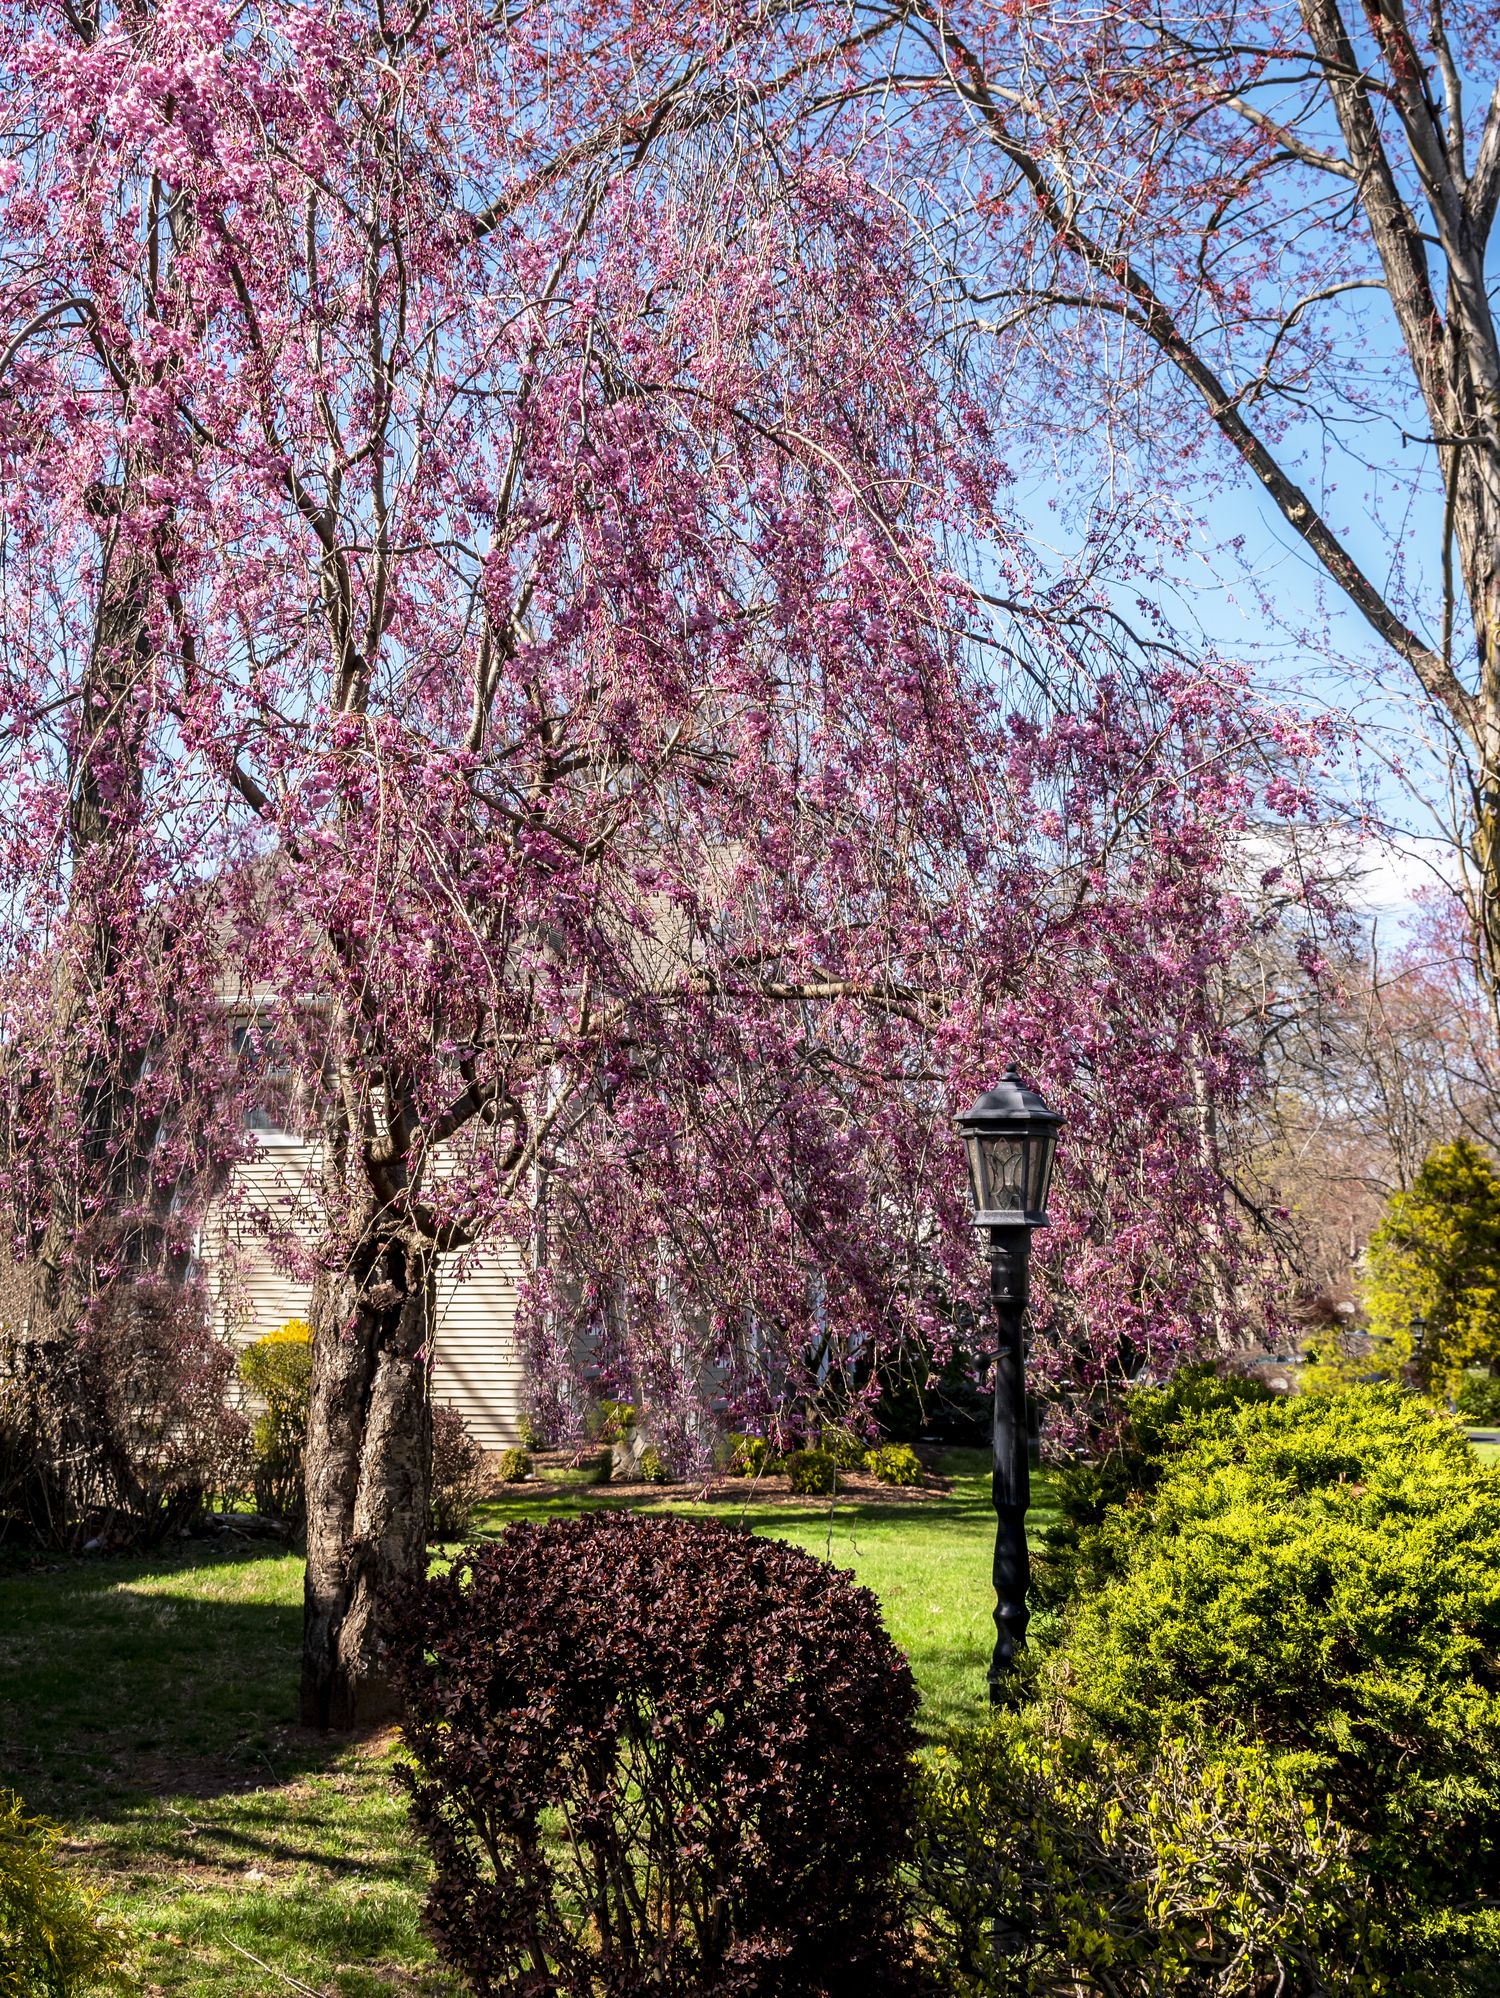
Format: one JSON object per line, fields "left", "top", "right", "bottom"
{"left": 494, "top": 1446, "right": 530, "bottom": 1484}
{"left": 1051, "top": 1385, "right": 1500, "bottom": 1988}
{"left": 865, "top": 1442, "right": 923, "bottom": 1488}
{"left": 636, "top": 1443, "right": 669, "bottom": 1483}
{"left": 1, "top": 1789, "right": 129, "bottom": 1998}
{"left": 784, "top": 1446, "right": 837, "bottom": 1495}
{"left": 515, "top": 1413, "right": 545, "bottom": 1452}
{"left": 726, "top": 1432, "right": 779, "bottom": 1478}
{"left": 238, "top": 1317, "right": 313, "bottom": 1524}
{"left": 385, "top": 1512, "right": 922, "bottom": 1996}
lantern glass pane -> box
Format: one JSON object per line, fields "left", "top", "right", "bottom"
{"left": 963, "top": 1133, "right": 987, "bottom": 1214}
{"left": 979, "top": 1133, "right": 1028, "bottom": 1213}
{"left": 1028, "top": 1133, "right": 1057, "bottom": 1215}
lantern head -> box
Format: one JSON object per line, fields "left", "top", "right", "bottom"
{"left": 956, "top": 1068, "right": 1064, "bottom": 1231}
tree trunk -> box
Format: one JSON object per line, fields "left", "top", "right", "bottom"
{"left": 29, "top": 531, "right": 150, "bottom": 1322}
{"left": 300, "top": 1230, "right": 434, "bottom": 1729}
{"left": 17, "top": 528, "right": 151, "bottom": 1540}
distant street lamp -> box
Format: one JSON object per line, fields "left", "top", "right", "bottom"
{"left": 956, "top": 1069, "right": 1064, "bottom": 1701}
{"left": 1409, "top": 1311, "right": 1428, "bottom": 1387}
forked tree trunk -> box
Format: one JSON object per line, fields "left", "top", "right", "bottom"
{"left": 301, "top": 1231, "right": 434, "bottom": 1729}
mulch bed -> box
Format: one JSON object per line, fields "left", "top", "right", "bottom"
{"left": 484, "top": 1449, "right": 955, "bottom": 1507}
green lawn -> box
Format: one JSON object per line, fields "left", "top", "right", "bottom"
{"left": 0, "top": 1450, "right": 1041, "bottom": 1997}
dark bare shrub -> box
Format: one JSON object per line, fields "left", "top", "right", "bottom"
{"left": 69, "top": 1278, "right": 246, "bottom": 1546}
{"left": 427, "top": 1404, "right": 483, "bottom": 1540}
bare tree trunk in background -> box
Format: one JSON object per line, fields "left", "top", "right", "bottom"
{"left": 28, "top": 527, "right": 150, "bottom": 1338}
{"left": 301, "top": 1226, "right": 434, "bottom": 1730}
{"left": 17, "top": 521, "right": 151, "bottom": 1537}
{"left": 1189, "top": 1039, "right": 1240, "bottom": 1354}
{"left": 894, "top": 0, "right": 1500, "bottom": 1024}
{"left": 1293, "top": 0, "right": 1500, "bottom": 1010}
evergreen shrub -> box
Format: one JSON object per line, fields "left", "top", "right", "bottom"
{"left": 637, "top": 1443, "right": 668, "bottom": 1483}
{"left": 494, "top": 1447, "right": 530, "bottom": 1483}
{"left": 1454, "top": 1372, "right": 1500, "bottom": 1425}
{"left": 1034, "top": 1363, "right": 1276, "bottom": 1607}
{"left": 784, "top": 1447, "right": 837, "bottom": 1495}
{"left": 385, "top": 1513, "right": 922, "bottom": 1996}
{"left": 595, "top": 1399, "right": 635, "bottom": 1444}
{"left": 915, "top": 1713, "right": 1377, "bottom": 1996}
{"left": 864, "top": 1442, "right": 923, "bottom": 1487}
{"left": 515, "top": 1413, "right": 545, "bottom": 1452}
{"left": 821, "top": 1425, "right": 869, "bottom": 1470}
{"left": 0, "top": 1790, "right": 128, "bottom": 1998}
{"left": 1361, "top": 1137, "right": 1500, "bottom": 1389}
{"left": 726, "top": 1433, "right": 779, "bottom": 1477}
{"left": 1050, "top": 1385, "right": 1500, "bottom": 1989}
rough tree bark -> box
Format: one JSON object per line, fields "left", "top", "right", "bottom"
{"left": 301, "top": 1226, "right": 435, "bottom": 1729}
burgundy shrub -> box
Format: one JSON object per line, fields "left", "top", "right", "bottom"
{"left": 385, "top": 1512, "right": 924, "bottom": 1997}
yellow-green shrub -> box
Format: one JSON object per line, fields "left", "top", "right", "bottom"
{"left": 594, "top": 1401, "right": 635, "bottom": 1444}
{"left": 1051, "top": 1385, "right": 1500, "bottom": 1990}
{"left": 863, "top": 1442, "right": 922, "bottom": 1487}
{"left": 784, "top": 1447, "right": 837, "bottom": 1495}
{"left": 1455, "top": 1372, "right": 1500, "bottom": 1425}
{"left": 726, "top": 1433, "right": 779, "bottom": 1478}
{"left": 820, "top": 1426, "right": 868, "bottom": 1471}
{"left": 915, "top": 1715, "right": 1377, "bottom": 1996}
{"left": 1361, "top": 1137, "right": 1500, "bottom": 1390}
{"left": 238, "top": 1318, "right": 313, "bottom": 1523}
{"left": 0, "top": 1791, "right": 128, "bottom": 1998}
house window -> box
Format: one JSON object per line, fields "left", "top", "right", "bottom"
{"left": 231, "top": 1022, "right": 298, "bottom": 1134}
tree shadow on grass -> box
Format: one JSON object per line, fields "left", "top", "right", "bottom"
{"left": 0, "top": 1538, "right": 350, "bottom": 1825}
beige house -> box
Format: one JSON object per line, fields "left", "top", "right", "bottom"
{"left": 200, "top": 1125, "right": 529, "bottom": 1452}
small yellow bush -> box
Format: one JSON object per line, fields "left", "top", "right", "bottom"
{"left": 864, "top": 1442, "right": 923, "bottom": 1488}
{"left": 239, "top": 1317, "right": 313, "bottom": 1522}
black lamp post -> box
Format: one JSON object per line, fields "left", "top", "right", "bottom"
{"left": 1409, "top": 1311, "right": 1428, "bottom": 1387}
{"left": 956, "top": 1068, "right": 1064, "bottom": 1701}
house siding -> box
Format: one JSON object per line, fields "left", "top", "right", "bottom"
{"left": 202, "top": 1135, "right": 528, "bottom": 1450}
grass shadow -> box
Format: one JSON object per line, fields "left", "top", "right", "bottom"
{"left": 0, "top": 1539, "right": 339, "bottom": 1823}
